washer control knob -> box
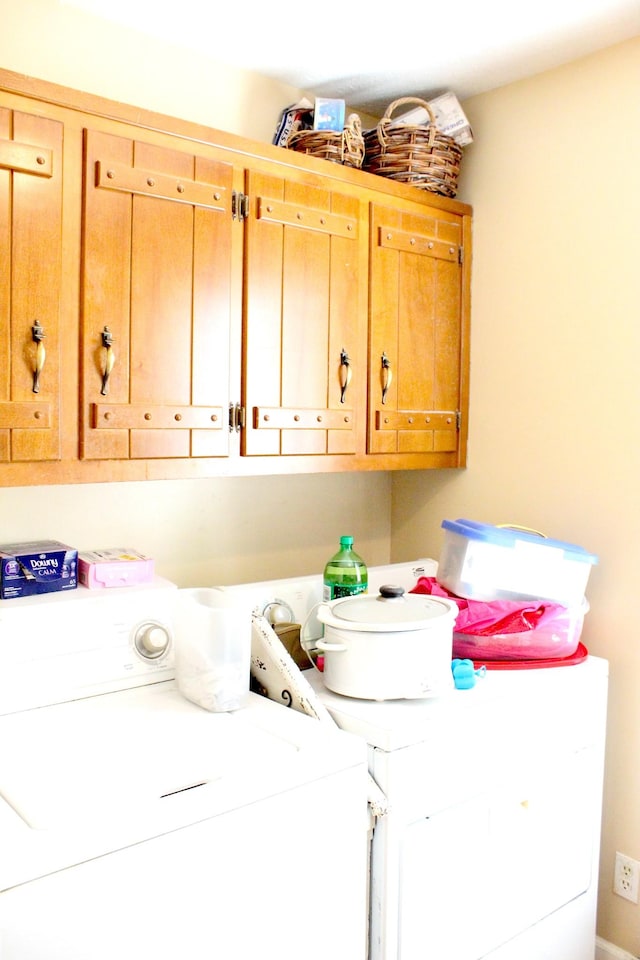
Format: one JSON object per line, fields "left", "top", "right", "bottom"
{"left": 134, "top": 621, "right": 171, "bottom": 660}
{"left": 262, "top": 598, "right": 295, "bottom": 625}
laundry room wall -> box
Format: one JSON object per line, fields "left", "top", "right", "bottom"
{"left": 3, "top": 2, "right": 639, "bottom": 953}
{"left": 3, "top": 0, "right": 303, "bottom": 142}
{"left": 0, "top": 0, "right": 393, "bottom": 583}
{"left": 390, "top": 36, "right": 640, "bottom": 955}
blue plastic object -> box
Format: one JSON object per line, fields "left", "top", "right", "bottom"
{"left": 451, "top": 659, "right": 486, "bottom": 690}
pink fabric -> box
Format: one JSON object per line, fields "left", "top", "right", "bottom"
{"left": 410, "top": 577, "right": 566, "bottom": 636}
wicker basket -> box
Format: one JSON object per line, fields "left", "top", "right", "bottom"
{"left": 363, "top": 97, "right": 462, "bottom": 198}
{"left": 286, "top": 113, "right": 365, "bottom": 169}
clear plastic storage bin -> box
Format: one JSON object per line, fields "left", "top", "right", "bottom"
{"left": 452, "top": 599, "right": 589, "bottom": 661}
{"left": 438, "top": 519, "right": 598, "bottom": 605}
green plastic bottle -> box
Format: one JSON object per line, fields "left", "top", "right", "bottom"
{"left": 323, "top": 536, "right": 368, "bottom": 600}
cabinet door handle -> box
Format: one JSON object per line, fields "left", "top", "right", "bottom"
{"left": 31, "top": 320, "right": 46, "bottom": 394}
{"left": 100, "top": 326, "right": 116, "bottom": 396}
{"left": 339, "top": 348, "right": 352, "bottom": 403}
{"left": 381, "top": 352, "right": 392, "bottom": 404}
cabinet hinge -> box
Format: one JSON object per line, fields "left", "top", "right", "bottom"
{"left": 228, "top": 403, "right": 245, "bottom": 432}
{"left": 232, "top": 191, "right": 249, "bottom": 221}
{"left": 456, "top": 410, "right": 462, "bottom": 431}
{"left": 458, "top": 246, "right": 464, "bottom": 265}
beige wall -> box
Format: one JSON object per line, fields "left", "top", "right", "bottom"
{"left": 0, "top": 475, "right": 392, "bottom": 586}
{"left": 2, "top": 0, "right": 381, "bottom": 140}
{"left": 391, "top": 36, "right": 640, "bottom": 954}
{"left": 3, "top": 0, "right": 304, "bottom": 142}
{"left": 3, "top": 0, "right": 640, "bottom": 952}
{"left": 0, "top": 0, "right": 393, "bottom": 583}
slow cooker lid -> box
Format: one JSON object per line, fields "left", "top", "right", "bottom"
{"left": 330, "top": 586, "right": 454, "bottom": 629}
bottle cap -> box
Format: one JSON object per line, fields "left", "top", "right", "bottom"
{"left": 339, "top": 535, "right": 354, "bottom": 547}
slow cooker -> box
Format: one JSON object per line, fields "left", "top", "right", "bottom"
{"left": 316, "top": 585, "right": 458, "bottom": 701}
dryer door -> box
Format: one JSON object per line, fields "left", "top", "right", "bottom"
{"left": 397, "top": 745, "right": 594, "bottom": 960}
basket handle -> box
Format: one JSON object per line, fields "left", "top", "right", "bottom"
{"left": 382, "top": 97, "right": 436, "bottom": 125}
{"left": 344, "top": 113, "right": 362, "bottom": 137}
{"left": 342, "top": 113, "right": 362, "bottom": 162}
{"left": 377, "top": 97, "right": 437, "bottom": 148}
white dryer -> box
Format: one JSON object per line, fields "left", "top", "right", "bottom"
{"left": 0, "top": 580, "right": 370, "bottom": 960}
{"left": 306, "top": 656, "right": 608, "bottom": 960}
{"left": 220, "top": 560, "right": 609, "bottom": 960}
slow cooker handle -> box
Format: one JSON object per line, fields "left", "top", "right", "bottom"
{"left": 316, "top": 639, "right": 348, "bottom": 653}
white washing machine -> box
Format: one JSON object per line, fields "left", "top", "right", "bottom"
{"left": 219, "top": 560, "right": 609, "bottom": 960}
{"left": 0, "top": 579, "right": 370, "bottom": 960}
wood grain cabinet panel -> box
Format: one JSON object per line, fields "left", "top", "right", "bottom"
{"left": 80, "top": 129, "right": 233, "bottom": 460}
{"left": 368, "top": 201, "right": 468, "bottom": 461}
{"left": 242, "top": 170, "right": 368, "bottom": 458}
{"left": 0, "top": 107, "right": 62, "bottom": 462}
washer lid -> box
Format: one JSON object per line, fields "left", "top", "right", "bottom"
{"left": 0, "top": 681, "right": 362, "bottom": 831}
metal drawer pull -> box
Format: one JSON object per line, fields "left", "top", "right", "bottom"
{"left": 31, "top": 320, "right": 46, "bottom": 394}
{"left": 381, "top": 352, "right": 392, "bottom": 404}
{"left": 339, "top": 348, "right": 352, "bottom": 403}
{"left": 100, "top": 326, "right": 116, "bottom": 396}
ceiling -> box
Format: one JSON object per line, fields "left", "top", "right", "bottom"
{"left": 64, "top": 0, "right": 640, "bottom": 116}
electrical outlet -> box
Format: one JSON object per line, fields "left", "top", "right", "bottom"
{"left": 614, "top": 852, "right": 640, "bottom": 903}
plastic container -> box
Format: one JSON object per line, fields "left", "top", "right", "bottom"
{"left": 438, "top": 519, "right": 598, "bottom": 605}
{"left": 173, "top": 588, "right": 251, "bottom": 712}
{"left": 452, "top": 599, "right": 588, "bottom": 661}
{"left": 323, "top": 536, "right": 368, "bottom": 600}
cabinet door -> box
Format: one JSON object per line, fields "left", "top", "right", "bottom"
{"left": 0, "top": 108, "right": 62, "bottom": 461}
{"left": 242, "top": 170, "right": 367, "bottom": 458}
{"left": 368, "top": 202, "right": 465, "bottom": 457}
{"left": 81, "top": 129, "right": 233, "bottom": 460}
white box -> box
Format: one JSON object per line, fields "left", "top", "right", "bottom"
{"left": 396, "top": 92, "right": 473, "bottom": 146}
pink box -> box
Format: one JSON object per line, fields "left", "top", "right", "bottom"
{"left": 78, "top": 549, "right": 154, "bottom": 589}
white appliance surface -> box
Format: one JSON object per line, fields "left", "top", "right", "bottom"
{"left": 219, "top": 558, "right": 438, "bottom": 649}
{"left": 0, "top": 580, "right": 370, "bottom": 960}
{"left": 307, "top": 658, "right": 608, "bottom": 960}
{"left": 220, "top": 560, "right": 609, "bottom": 960}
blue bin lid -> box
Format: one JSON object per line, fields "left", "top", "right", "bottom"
{"left": 441, "top": 519, "right": 598, "bottom": 565}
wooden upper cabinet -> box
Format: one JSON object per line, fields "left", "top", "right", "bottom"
{"left": 368, "top": 201, "right": 467, "bottom": 460}
{"left": 241, "top": 169, "right": 368, "bottom": 457}
{"left": 0, "top": 67, "right": 472, "bottom": 483}
{"left": 0, "top": 107, "right": 62, "bottom": 462}
{"left": 80, "top": 129, "right": 234, "bottom": 460}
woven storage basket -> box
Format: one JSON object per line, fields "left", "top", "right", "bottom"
{"left": 363, "top": 97, "right": 462, "bottom": 198}
{"left": 286, "top": 113, "right": 364, "bottom": 169}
